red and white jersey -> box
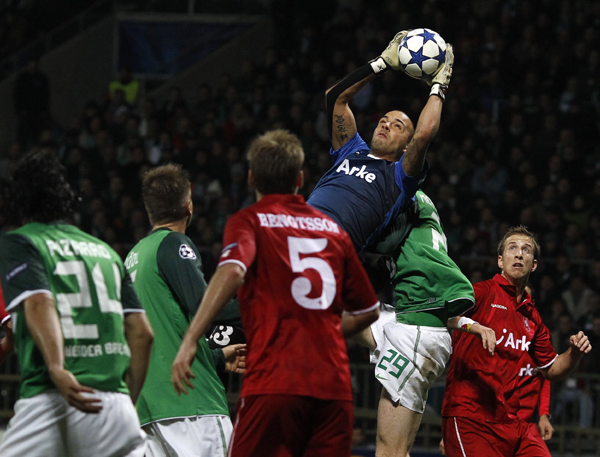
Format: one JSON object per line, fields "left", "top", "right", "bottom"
{"left": 516, "top": 354, "right": 551, "bottom": 422}
{"left": 218, "top": 194, "right": 379, "bottom": 401}
{"left": 0, "top": 284, "right": 9, "bottom": 326}
{"left": 442, "top": 274, "right": 557, "bottom": 422}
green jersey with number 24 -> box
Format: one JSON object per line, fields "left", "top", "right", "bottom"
{"left": 0, "top": 223, "right": 141, "bottom": 399}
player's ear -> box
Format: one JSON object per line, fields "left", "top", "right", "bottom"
{"left": 531, "top": 259, "right": 538, "bottom": 273}
{"left": 248, "top": 169, "right": 255, "bottom": 188}
{"left": 497, "top": 255, "right": 504, "bottom": 270}
{"left": 295, "top": 170, "right": 304, "bottom": 192}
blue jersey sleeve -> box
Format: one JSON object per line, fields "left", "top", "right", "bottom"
{"left": 362, "top": 157, "right": 429, "bottom": 250}
{"left": 329, "top": 133, "right": 370, "bottom": 165}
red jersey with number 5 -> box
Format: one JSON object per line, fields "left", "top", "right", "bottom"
{"left": 219, "top": 194, "right": 379, "bottom": 401}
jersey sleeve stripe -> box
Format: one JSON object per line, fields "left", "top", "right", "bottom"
{"left": 123, "top": 308, "right": 146, "bottom": 314}
{"left": 1, "top": 315, "right": 10, "bottom": 325}
{"left": 345, "top": 300, "right": 380, "bottom": 315}
{"left": 6, "top": 289, "right": 53, "bottom": 312}
{"left": 218, "top": 259, "right": 247, "bottom": 273}
{"left": 446, "top": 297, "right": 475, "bottom": 318}
{"left": 538, "top": 354, "right": 558, "bottom": 370}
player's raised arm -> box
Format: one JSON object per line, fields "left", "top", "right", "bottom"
{"left": 326, "top": 31, "right": 408, "bottom": 150}
{"left": 541, "top": 330, "right": 591, "bottom": 381}
{"left": 402, "top": 44, "right": 453, "bottom": 176}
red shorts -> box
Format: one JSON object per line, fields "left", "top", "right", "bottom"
{"left": 442, "top": 417, "right": 551, "bottom": 457}
{"left": 228, "top": 394, "right": 353, "bottom": 457}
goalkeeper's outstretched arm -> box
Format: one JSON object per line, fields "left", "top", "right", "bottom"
{"left": 325, "top": 31, "right": 409, "bottom": 150}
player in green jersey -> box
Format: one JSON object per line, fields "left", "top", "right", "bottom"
{"left": 0, "top": 150, "right": 153, "bottom": 457}
{"left": 126, "top": 164, "right": 245, "bottom": 457}
{"left": 356, "top": 190, "right": 496, "bottom": 457}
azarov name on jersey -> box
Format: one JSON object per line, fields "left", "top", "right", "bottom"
{"left": 257, "top": 213, "right": 340, "bottom": 233}
{"left": 46, "top": 239, "right": 111, "bottom": 259}
{"left": 335, "top": 158, "right": 376, "bottom": 183}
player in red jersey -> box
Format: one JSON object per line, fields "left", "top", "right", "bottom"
{"left": 441, "top": 226, "right": 590, "bottom": 456}
{"left": 172, "top": 129, "right": 380, "bottom": 457}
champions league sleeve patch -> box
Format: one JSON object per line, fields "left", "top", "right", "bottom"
{"left": 179, "top": 244, "right": 197, "bottom": 260}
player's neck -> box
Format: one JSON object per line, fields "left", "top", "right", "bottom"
{"left": 501, "top": 272, "right": 529, "bottom": 302}
{"left": 153, "top": 219, "right": 188, "bottom": 235}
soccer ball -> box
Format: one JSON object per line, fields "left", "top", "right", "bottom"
{"left": 398, "top": 28, "right": 447, "bottom": 80}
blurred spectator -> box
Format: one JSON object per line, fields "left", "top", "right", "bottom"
{"left": 561, "top": 275, "right": 596, "bottom": 322}
{"left": 551, "top": 313, "right": 577, "bottom": 354}
{"left": 108, "top": 66, "right": 140, "bottom": 107}
{"left": 578, "top": 294, "right": 600, "bottom": 333}
{"left": 13, "top": 57, "right": 50, "bottom": 149}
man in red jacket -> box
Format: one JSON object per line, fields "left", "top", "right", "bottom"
{"left": 442, "top": 226, "right": 591, "bottom": 456}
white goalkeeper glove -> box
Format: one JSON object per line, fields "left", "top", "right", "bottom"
{"left": 428, "top": 43, "right": 454, "bottom": 101}
{"left": 369, "top": 30, "right": 409, "bottom": 74}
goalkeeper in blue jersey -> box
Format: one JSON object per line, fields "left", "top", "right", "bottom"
{"left": 307, "top": 30, "right": 453, "bottom": 252}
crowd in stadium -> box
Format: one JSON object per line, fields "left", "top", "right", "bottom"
{"left": 1, "top": 0, "right": 600, "bottom": 429}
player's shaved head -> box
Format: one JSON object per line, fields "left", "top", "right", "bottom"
{"left": 8, "top": 150, "right": 76, "bottom": 224}
{"left": 247, "top": 129, "right": 304, "bottom": 195}
{"left": 142, "top": 164, "right": 191, "bottom": 225}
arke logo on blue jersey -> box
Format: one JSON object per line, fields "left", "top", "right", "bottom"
{"left": 336, "top": 159, "right": 376, "bottom": 183}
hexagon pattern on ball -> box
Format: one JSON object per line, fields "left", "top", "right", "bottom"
{"left": 398, "top": 28, "right": 447, "bottom": 80}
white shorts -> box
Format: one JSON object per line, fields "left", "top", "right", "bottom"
{"left": 0, "top": 390, "right": 146, "bottom": 457}
{"left": 369, "top": 303, "right": 397, "bottom": 364}
{"left": 143, "top": 415, "right": 232, "bottom": 457}
{"left": 374, "top": 321, "right": 451, "bottom": 413}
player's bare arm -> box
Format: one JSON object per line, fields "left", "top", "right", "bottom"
{"left": 541, "top": 331, "right": 591, "bottom": 381}
{"left": 326, "top": 74, "right": 374, "bottom": 150}
{"left": 123, "top": 312, "right": 153, "bottom": 404}
{"left": 172, "top": 262, "right": 244, "bottom": 395}
{"left": 349, "top": 326, "right": 377, "bottom": 351}
{"left": 402, "top": 44, "right": 453, "bottom": 176}
{"left": 402, "top": 96, "right": 443, "bottom": 176}
{"left": 24, "top": 292, "right": 102, "bottom": 413}
{"left": 447, "top": 316, "right": 496, "bottom": 356}
{"left": 326, "top": 31, "right": 409, "bottom": 150}
{"left": 341, "top": 308, "right": 379, "bottom": 339}
{"left": 538, "top": 414, "right": 554, "bottom": 441}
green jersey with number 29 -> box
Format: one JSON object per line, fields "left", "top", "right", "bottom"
{"left": 0, "top": 223, "right": 141, "bottom": 399}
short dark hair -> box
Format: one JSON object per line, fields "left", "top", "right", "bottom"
{"left": 142, "top": 164, "right": 190, "bottom": 225}
{"left": 8, "top": 150, "right": 76, "bottom": 224}
{"left": 247, "top": 129, "right": 304, "bottom": 195}
{"left": 497, "top": 225, "right": 541, "bottom": 259}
